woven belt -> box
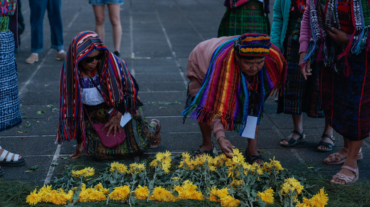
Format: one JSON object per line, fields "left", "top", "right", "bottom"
{"left": 0, "top": 16, "right": 9, "bottom": 32}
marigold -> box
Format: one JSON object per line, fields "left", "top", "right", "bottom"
{"left": 262, "top": 157, "right": 284, "bottom": 174}
{"left": 280, "top": 177, "right": 304, "bottom": 197}
{"left": 109, "top": 185, "right": 130, "bottom": 201}
{"left": 150, "top": 151, "right": 172, "bottom": 174}
{"left": 174, "top": 180, "right": 203, "bottom": 201}
{"left": 257, "top": 187, "right": 274, "bottom": 204}
{"left": 220, "top": 195, "right": 241, "bottom": 207}
{"left": 296, "top": 188, "right": 328, "bottom": 207}
{"left": 110, "top": 162, "right": 128, "bottom": 174}
{"left": 71, "top": 167, "right": 95, "bottom": 178}
{"left": 149, "top": 186, "right": 176, "bottom": 202}
{"left": 209, "top": 186, "right": 230, "bottom": 202}
{"left": 134, "top": 185, "right": 149, "bottom": 200}
{"left": 26, "top": 189, "right": 41, "bottom": 205}
{"left": 128, "top": 163, "right": 145, "bottom": 174}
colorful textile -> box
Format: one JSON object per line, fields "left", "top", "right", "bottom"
{"left": 182, "top": 35, "right": 286, "bottom": 135}
{"left": 0, "top": 31, "right": 21, "bottom": 131}
{"left": 0, "top": 0, "right": 17, "bottom": 16}
{"left": 224, "top": 0, "right": 270, "bottom": 14}
{"left": 235, "top": 34, "right": 271, "bottom": 57}
{"left": 80, "top": 74, "right": 100, "bottom": 88}
{"left": 321, "top": 51, "right": 370, "bottom": 140}
{"left": 278, "top": 15, "right": 324, "bottom": 117}
{"left": 85, "top": 104, "right": 154, "bottom": 160}
{"left": 57, "top": 31, "right": 138, "bottom": 145}
{"left": 218, "top": 0, "right": 270, "bottom": 37}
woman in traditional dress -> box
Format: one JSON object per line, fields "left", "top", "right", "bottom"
{"left": 0, "top": 0, "right": 26, "bottom": 176}
{"left": 271, "top": 0, "right": 335, "bottom": 150}
{"left": 217, "top": 0, "right": 270, "bottom": 37}
{"left": 182, "top": 34, "right": 286, "bottom": 164}
{"left": 300, "top": 0, "right": 368, "bottom": 184}
{"left": 57, "top": 31, "right": 161, "bottom": 160}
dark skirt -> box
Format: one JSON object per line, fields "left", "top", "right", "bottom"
{"left": 321, "top": 51, "right": 370, "bottom": 140}
{"left": 85, "top": 104, "right": 155, "bottom": 160}
{"left": 0, "top": 31, "right": 21, "bottom": 132}
{"left": 277, "top": 17, "right": 324, "bottom": 118}
{"left": 217, "top": 0, "right": 270, "bottom": 37}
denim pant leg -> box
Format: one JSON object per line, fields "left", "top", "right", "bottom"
{"left": 47, "top": 0, "right": 64, "bottom": 51}
{"left": 29, "top": 0, "right": 47, "bottom": 53}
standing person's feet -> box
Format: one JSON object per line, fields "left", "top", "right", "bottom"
{"left": 280, "top": 130, "right": 306, "bottom": 147}
{"left": 245, "top": 148, "right": 264, "bottom": 165}
{"left": 56, "top": 50, "right": 66, "bottom": 61}
{"left": 113, "top": 51, "right": 120, "bottom": 57}
{"left": 25, "top": 53, "right": 39, "bottom": 64}
{"left": 317, "top": 134, "right": 335, "bottom": 151}
{"left": 0, "top": 146, "right": 25, "bottom": 166}
{"left": 324, "top": 147, "right": 363, "bottom": 165}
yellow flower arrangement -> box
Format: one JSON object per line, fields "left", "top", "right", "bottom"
{"left": 150, "top": 151, "right": 172, "bottom": 173}
{"left": 109, "top": 185, "right": 130, "bottom": 201}
{"left": 26, "top": 185, "right": 74, "bottom": 205}
{"left": 220, "top": 195, "right": 241, "bottom": 207}
{"left": 296, "top": 188, "right": 328, "bottom": 207}
{"left": 128, "top": 163, "right": 145, "bottom": 174}
{"left": 262, "top": 157, "right": 284, "bottom": 174}
{"left": 280, "top": 178, "right": 304, "bottom": 197}
{"left": 110, "top": 162, "right": 128, "bottom": 174}
{"left": 26, "top": 189, "right": 41, "bottom": 205}
{"left": 78, "top": 183, "right": 107, "bottom": 202}
{"left": 209, "top": 186, "right": 230, "bottom": 202}
{"left": 134, "top": 185, "right": 149, "bottom": 200}
{"left": 257, "top": 187, "right": 274, "bottom": 204}
{"left": 71, "top": 167, "right": 95, "bottom": 178}
{"left": 174, "top": 180, "right": 204, "bottom": 201}
{"left": 149, "top": 186, "right": 176, "bottom": 202}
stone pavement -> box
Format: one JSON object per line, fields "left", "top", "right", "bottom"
{"left": 0, "top": 0, "right": 369, "bottom": 188}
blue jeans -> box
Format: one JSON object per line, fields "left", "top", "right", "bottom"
{"left": 29, "top": 0, "right": 64, "bottom": 53}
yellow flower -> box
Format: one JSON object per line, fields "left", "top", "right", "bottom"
{"left": 110, "top": 162, "right": 128, "bottom": 174}
{"left": 230, "top": 179, "right": 243, "bottom": 188}
{"left": 209, "top": 186, "right": 230, "bottom": 202}
{"left": 296, "top": 188, "right": 328, "bottom": 207}
{"left": 71, "top": 167, "right": 95, "bottom": 178}
{"left": 220, "top": 195, "right": 241, "bottom": 207}
{"left": 94, "top": 183, "right": 109, "bottom": 195}
{"left": 134, "top": 185, "right": 149, "bottom": 200}
{"left": 149, "top": 186, "right": 176, "bottom": 202}
{"left": 257, "top": 187, "right": 274, "bottom": 204}
{"left": 174, "top": 180, "right": 203, "bottom": 201}
{"left": 280, "top": 178, "right": 304, "bottom": 197}
{"left": 128, "top": 163, "right": 145, "bottom": 174}
{"left": 262, "top": 157, "right": 284, "bottom": 174}
{"left": 26, "top": 189, "right": 41, "bottom": 205}
{"left": 172, "top": 177, "right": 179, "bottom": 181}
{"left": 109, "top": 185, "right": 130, "bottom": 201}
{"left": 150, "top": 151, "right": 172, "bottom": 174}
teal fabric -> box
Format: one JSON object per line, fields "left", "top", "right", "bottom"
{"left": 270, "top": 0, "right": 292, "bottom": 54}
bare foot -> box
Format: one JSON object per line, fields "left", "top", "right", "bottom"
{"left": 70, "top": 143, "right": 84, "bottom": 159}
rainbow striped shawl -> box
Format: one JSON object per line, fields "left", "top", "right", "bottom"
{"left": 182, "top": 37, "right": 286, "bottom": 135}
{"left": 57, "top": 31, "right": 137, "bottom": 145}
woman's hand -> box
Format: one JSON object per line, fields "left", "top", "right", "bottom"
{"left": 102, "top": 111, "right": 123, "bottom": 136}
{"left": 70, "top": 142, "right": 84, "bottom": 159}
{"left": 326, "top": 27, "right": 350, "bottom": 45}
{"left": 299, "top": 52, "right": 312, "bottom": 80}
{"left": 217, "top": 137, "right": 235, "bottom": 158}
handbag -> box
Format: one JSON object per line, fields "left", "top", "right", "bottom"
{"left": 82, "top": 75, "right": 126, "bottom": 148}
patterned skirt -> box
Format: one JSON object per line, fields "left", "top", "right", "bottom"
{"left": 322, "top": 51, "right": 370, "bottom": 141}
{"left": 0, "top": 31, "right": 21, "bottom": 132}
{"left": 85, "top": 104, "right": 155, "bottom": 160}
{"left": 217, "top": 0, "right": 270, "bottom": 37}
{"left": 277, "top": 18, "right": 324, "bottom": 118}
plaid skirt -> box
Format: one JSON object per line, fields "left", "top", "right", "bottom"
{"left": 85, "top": 104, "right": 155, "bottom": 160}
{"left": 217, "top": 0, "right": 270, "bottom": 37}
{"left": 277, "top": 18, "right": 324, "bottom": 118}
{"left": 322, "top": 51, "right": 370, "bottom": 141}
{"left": 0, "top": 31, "right": 21, "bottom": 132}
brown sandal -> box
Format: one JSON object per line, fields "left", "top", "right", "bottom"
{"left": 150, "top": 119, "right": 161, "bottom": 149}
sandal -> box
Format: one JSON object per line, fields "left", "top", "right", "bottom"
{"left": 192, "top": 143, "right": 215, "bottom": 157}
{"left": 149, "top": 119, "right": 161, "bottom": 149}
{"left": 245, "top": 154, "right": 265, "bottom": 165}
{"left": 324, "top": 147, "right": 363, "bottom": 165}
{"left": 317, "top": 134, "right": 335, "bottom": 152}
{"left": 0, "top": 146, "right": 25, "bottom": 167}
{"left": 0, "top": 167, "right": 4, "bottom": 177}
{"left": 280, "top": 130, "right": 306, "bottom": 147}
{"left": 331, "top": 166, "right": 359, "bottom": 185}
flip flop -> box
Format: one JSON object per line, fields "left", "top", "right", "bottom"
{"left": 280, "top": 130, "right": 306, "bottom": 147}
{"left": 0, "top": 146, "right": 25, "bottom": 167}
{"left": 317, "top": 134, "right": 335, "bottom": 152}
{"left": 331, "top": 166, "right": 359, "bottom": 185}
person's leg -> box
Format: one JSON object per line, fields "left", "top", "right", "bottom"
{"left": 47, "top": 0, "right": 64, "bottom": 52}
{"left": 280, "top": 114, "right": 304, "bottom": 145}
{"left": 29, "top": 0, "right": 47, "bottom": 53}
{"left": 324, "top": 136, "right": 352, "bottom": 163}
{"left": 331, "top": 138, "right": 363, "bottom": 184}
{"left": 93, "top": 5, "right": 106, "bottom": 41}
{"left": 246, "top": 126, "right": 263, "bottom": 165}
{"left": 107, "top": 4, "right": 122, "bottom": 53}
{"left": 198, "top": 122, "right": 213, "bottom": 151}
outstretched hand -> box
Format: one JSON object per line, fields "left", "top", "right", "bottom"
{"left": 102, "top": 111, "right": 123, "bottom": 137}
{"left": 326, "top": 27, "right": 350, "bottom": 45}
{"left": 299, "top": 52, "right": 312, "bottom": 80}
{"left": 217, "top": 137, "right": 235, "bottom": 158}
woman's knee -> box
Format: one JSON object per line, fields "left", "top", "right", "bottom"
{"left": 95, "top": 15, "right": 105, "bottom": 26}
{"left": 109, "top": 17, "right": 121, "bottom": 27}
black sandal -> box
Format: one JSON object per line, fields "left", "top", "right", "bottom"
{"left": 192, "top": 143, "right": 215, "bottom": 157}
{"left": 280, "top": 130, "right": 306, "bottom": 147}
{"left": 245, "top": 154, "right": 265, "bottom": 165}
{"left": 317, "top": 134, "right": 335, "bottom": 152}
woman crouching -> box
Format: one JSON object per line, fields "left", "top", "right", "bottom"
{"left": 56, "top": 31, "right": 161, "bottom": 160}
